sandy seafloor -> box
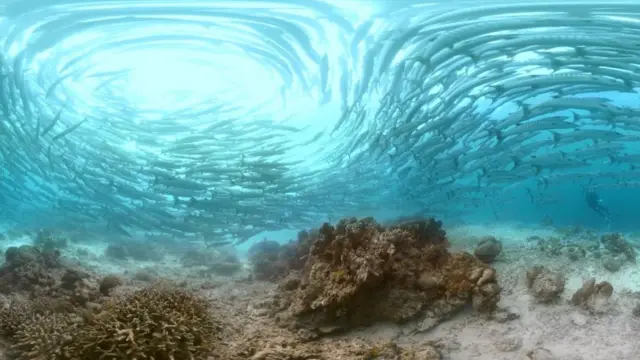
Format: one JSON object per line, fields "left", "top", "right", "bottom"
{"left": 1, "top": 221, "right": 639, "bottom": 360}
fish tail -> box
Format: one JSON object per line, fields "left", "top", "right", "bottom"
{"left": 526, "top": 188, "right": 534, "bottom": 203}
{"left": 533, "top": 165, "right": 542, "bottom": 175}
{"left": 510, "top": 156, "right": 521, "bottom": 168}
{"left": 550, "top": 131, "right": 562, "bottom": 146}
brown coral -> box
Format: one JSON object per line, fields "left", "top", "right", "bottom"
{"left": 273, "top": 217, "right": 500, "bottom": 333}
{"left": 99, "top": 275, "right": 123, "bottom": 296}
{"left": 248, "top": 229, "right": 317, "bottom": 282}
{"left": 570, "top": 278, "right": 613, "bottom": 313}
{"left": 68, "top": 285, "right": 218, "bottom": 360}
{"left": 0, "top": 245, "right": 61, "bottom": 293}
{"left": 526, "top": 265, "right": 565, "bottom": 303}
{"left": 0, "top": 297, "right": 36, "bottom": 337}
{"left": 11, "top": 313, "right": 80, "bottom": 360}
{"left": 601, "top": 233, "right": 636, "bottom": 263}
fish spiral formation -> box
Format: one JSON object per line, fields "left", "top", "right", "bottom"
{"left": 0, "top": 0, "right": 639, "bottom": 241}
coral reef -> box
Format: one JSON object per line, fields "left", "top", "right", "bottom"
{"left": 2, "top": 284, "right": 219, "bottom": 360}
{"left": 248, "top": 229, "right": 316, "bottom": 281}
{"left": 0, "top": 297, "right": 38, "bottom": 336}
{"left": 98, "top": 274, "right": 123, "bottom": 296}
{"left": 474, "top": 236, "right": 502, "bottom": 263}
{"left": 526, "top": 266, "right": 565, "bottom": 303}
{"left": 180, "top": 248, "right": 242, "bottom": 276}
{"left": 33, "top": 229, "right": 69, "bottom": 252}
{"left": 12, "top": 313, "right": 81, "bottom": 360}
{"left": 570, "top": 278, "right": 613, "bottom": 314}
{"left": 248, "top": 239, "right": 290, "bottom": 281}
{"left": 272, "top": 217, "right": 499, "bottom": 334}
{"left": 69, "top": 285, "right": 218, "bottom": 360}
{"left": 104, "top": 241, "right": 165, "bottom": 262}
{"left": 0, "top": 245, "right": 61, "bottom": 293}
{"left": 600, "top": 233, "right": 635, "bottom": 262}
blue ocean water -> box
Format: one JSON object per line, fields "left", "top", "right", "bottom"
{"left": 0, "top": 0, "right": 638, "bottom": 247}
{"left": 2, "top": 2, "right": 640, "bottom": 359}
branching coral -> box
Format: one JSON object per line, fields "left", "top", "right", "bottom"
{"left": 0, "top": 297, "right": 37, "bottom": 337}
{"left": 12, "top": 313, "right": 80, "bottom": 360}
{"left": 68, "top": 285, "right": 218, "bottom": 360}
{"left": 273, "top": 217, "right": 500, "bottom": 333}
{"left": 1, "top": 285, "right": 218, "bottom": 360}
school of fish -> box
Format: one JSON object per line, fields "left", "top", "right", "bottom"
{"left": 1, "top": 0, "right": 640, "bottom": 245}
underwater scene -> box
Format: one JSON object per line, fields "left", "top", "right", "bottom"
{"left": 1, "top": 0, "right": 640, "bottom": 359}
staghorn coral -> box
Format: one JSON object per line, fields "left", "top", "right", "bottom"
{"left": 68, "top": 285, "right": 218, "bottom": 360}
{"left": 273, "top": 217, "right": 500, "bottom": 334}
{"left": 11, "top": 313, "right": 81, "bottom": 360}
{"left": 0, "top": 297, "right": 37, "bottom": 337}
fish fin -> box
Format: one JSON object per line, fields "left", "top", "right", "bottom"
{"left": 533, "top": 165, "right": 542, "bottom": 175}
{"left": 173, "top": 196, "right": 180, "bottom": 206}
{"left": 550, "top": 131, "right": 562, "bottom": 146}
{"left": 511, "top": 156, "right": 521, "bottom": 168}
{"left": 493, "top": 129, "right": 504, "bottom": 143}
{"left": 188, "top": 197, "right": 197, "bottom": 208}
{"left": 570, "top": 111, "right": 581, "bottom": 123}
{"left": 491, "top": 84, "right": 505, "bottom": 94}
{"left": 548, "top": 58, "right": 563, "bottom": 71}
{"left": 466, "top": 52, "right": 480, "bottom": 64}
{"left": 526, "top": 188, "right": 534, "bottom": 203}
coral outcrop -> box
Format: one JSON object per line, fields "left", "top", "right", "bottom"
{"left": 474, "top": 236, "right": 502, "bottom": 263}
{"left": 0, "top": 245, "right": 61, "bottom": 293}
{"left": 570, "top": 278, "right": 613, "bottom": 313}
{"left": 273, "top": 217, "right": 500, "bottom": 334}
{"left": 104, "top": 241, "right": 165, "bottom": 262}
{"left": 181, "top": 248, "right": 242, "bottom": 276}
{"left": 248, "top": 229, "right": 317, "bottom": 281}
{"left": 526, "top": 266, "right": 565, "bottom": 303}
{"left": 600, "top": 233, "right": 635, "bottom": 263}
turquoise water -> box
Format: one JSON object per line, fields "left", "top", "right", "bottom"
{"left": 0, "top": 0, "right": 639, "bottom": 248}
